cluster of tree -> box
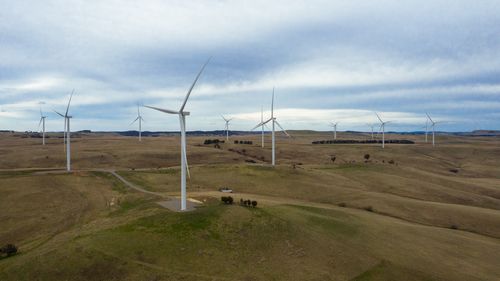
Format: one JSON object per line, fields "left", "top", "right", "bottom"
{"left": 221, "top": 196, "right": 234, "bottom": 204}
{"left": 240, "top": 198, "right": 258, "bottom": 207}
{"left": 312, "top": 139, "right": 414, "bottom": 144}
{"left": 233, "top": 140, "right": 253, "bottom": 145}
{"left": 204, "top": 139, "right": 225, "bottom": 145}
{"left": 0, "top": 244, "right": 17, "bottom": 257}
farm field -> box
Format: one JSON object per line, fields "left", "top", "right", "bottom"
{"left": 0, "top": 131, "right": 499, "bottom": 280}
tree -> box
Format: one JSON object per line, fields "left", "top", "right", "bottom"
{"left": 251, "top": 201, "right": 257, "bottom": 207}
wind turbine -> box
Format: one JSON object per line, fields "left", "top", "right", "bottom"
{"left": 375, "top": 113, "right": 390, "bottom": 149}
{"left": 131, "top": 105, "right": 145, "bottom": 141}
{"left": 367, "top": 123, "right": 375, "bottom": 140}
{"left": 54, "top": 90, "right": 74, "bottom": 172}
{"left": 221, "top": 115, "right": 233, "bottom": 141}
{"left": 252, "top": 88, "right": 290, "bottom": 166}
{"left": 329, "top": 122, "right": 339, "bottom": 140}
{"left": 145, "top": 59, "right": 210, "bottom": 211}
{"left": 426, "top": 113, "right": 440, "bottom": 147}
{"left": 38, "top": 107, "right": 47, "bottom": 145}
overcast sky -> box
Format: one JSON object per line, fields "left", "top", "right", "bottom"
{"left": 1, "top": 0, "right": 499, "bottom": 132}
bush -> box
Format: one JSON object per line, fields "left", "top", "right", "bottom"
{"left": 364, "top": 154, "right": 370, "bottom": 161}
{"left": 234, "top": 140, "right": 239, "bottom": 144}
{"left": 363, "top": 206, "right": 374, "bottom": 212}
{"left": 388, "top": 159, "right": 395, "bottom": 164}
{"left": 251, "top": 201, "right": 258, "bottom": 207}
{"left": 330, "top": 156, "right": 336, "bottom": 163}
{"left": 450, "top": 224, "right": 458, "bottom": 230}
{"left": 221, "top": 196, "right": 233, "bottom": 204}
{"left": 0, "top": 244, "right": 17, "bottom": 256}
{"left": 338, "top": 202, "right": 347, "bottom": 207}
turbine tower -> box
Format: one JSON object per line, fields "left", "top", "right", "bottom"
{"left": 252, "top": 88, "right": 290, "bottom": 166}
{"left": 38, "top": 107, "right": 47, "bottom": 145}
{"left": 221, "top": 115, "right": 233, "bottom": 141}
{"left": 424, "top": 119, "right": 429, "bottom": 143}
{"left": 145, "top": 59, "right": 210, "bottom": 211}
{"left": 54, "top": 90, "right": 74, "bottom": 172}
{"left": 131, "top": 105, "right": 145, "bottom": 141}
{"left": 329, "top": 122, "right": 339, "bottom": 140}
{"left": 426, "top": 113, "right": 439, "bottom": 147}
{"left": 376, "top": 113, "right": 390, "bottom": 149}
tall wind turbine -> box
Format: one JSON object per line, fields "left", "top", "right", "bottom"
{"left": 221, "top": 115, "right": 233, "bottom": 141}
{"left": 252, "top": 88, "right": 290, "bottom": 166}
{"left": 38, "top": 107, "right": 47, "bottom": 145}
{"left": 329, "top": 122, "right": 339, "bottom": 140}
{"left": 426, "top": 113, "right": 440, "bottom": 147}
{"left": 54, "top": 90, "right": 74, "bottom": 172}
{"left": 131, "top": 105, "right": 145, "bottom": 141}
{"left": 376, "top": 113, "right": 390, "bottom": 149}
{"left": 145, "top": 59, "right": 210, "bottom": 211}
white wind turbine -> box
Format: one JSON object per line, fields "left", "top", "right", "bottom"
{"left": 38, "top": 107, "right": 47, "bottom": 145}
{"left": 252, "top": 88, "right": 291, "bottom": 166}
{"left": 145, "top": 59, "right": 210, "bottom": 211}
{"left": 131, "top": 105, "right": 145, "bottom": 141}
{"left": 221, "top": 115, "right": 233, "bottom": 141}
{"left": 376, "top": 113, "right": 390, "bottom": 149}
{"left": 329, "top": 121, "right": 339, "bottom": 140}
{"left": 54, "top": 90, "right": 74, "bottom": 172}
{"left": 367, "top": 123, "right": 375, "bottom": 140}
{"left": 426, "top": 113, "right": 440, "bottom": 147}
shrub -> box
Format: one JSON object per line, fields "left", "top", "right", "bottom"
{"left": 234, "top": 140, "right": 238, "bottom": 144}
{"left": 221, "top": 196, "right": 234, "bottom": 204}
{"left": 450, "top": 224, "right": 458, "bottom": 230}
{"left": 0, "top": 244, "right": 17, "bottom": 256}
{"left": 251, "top": 201, "right": 258, "bottom": 207}
{"left": 338, "top": 202, "right": 347, "bottom": 207}
{"left": 240, "top": 198, "right": 244, "bottom": 205}
{"left": 388, "top": 159, "right": 395, "bottom": 164}
{"left": 364, "top": 154, "right": 370, "bottom": 161}
{"left": 449, "top": 168, "right": 459, "bottom": 173}
{"left": 330, "top": 156, "right": 336, "bottom": 163}
{"left": 363, "top": 206, "right": 374, "bottom": 212}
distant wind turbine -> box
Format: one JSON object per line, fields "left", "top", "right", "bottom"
{"left": 221, "top": 115, "right": 233, "bottom": 141}
{"left": 376, "top": 113, "right": 390, "bottom": 149}
{"left": 329, "top": 121, "right": 339, "bottom": 140}
{"left": 38, "top": 107, "right": 47, "bottom": 145}
{"left": 252, "top": 88, "right": 291, "bottom": 166}
{"left": 426, "top": 113, "right": 440, "bottom": 147}
{"left": 145, "top": 58, "right": 210, "bottom": 211}
{"left": 54, "top": 90, "right": 74, "bottom": 171}
{"left": 131, "top": 105, "right": 145, "bottom": 141}
{"left": 366, "top": 123, "right": 375, "bottom": 140}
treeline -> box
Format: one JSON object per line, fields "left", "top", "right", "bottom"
{"left": 204, "top": 139, "right": 226, "bottom": 145}
{"left": 312, "top": 139, "right": 415, "bottom": 144}
{"left": 234, "top": 140, "right": 253, "bottom": 144}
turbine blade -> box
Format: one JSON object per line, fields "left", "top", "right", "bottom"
{"left": 271, "top": 87, "right": 274, "bottom": 118}
{"left": 375, "top": 112, "right": 383, "bottom": 123}
{"left": 144, "top": 105, "right": 179, "bottom": 115}
{"left": 251, "top": 122, "right": 264, "bottom": 131}
{"left": 180, "top": 57, "right": 211, "bottom": 112}
{"left": 53, "top": 110, "right": 65, "bottom": 117}
{"left": 65, "top": 89, "right": 74, "bottom": 116}
{"left": 38, "top": 117, "right": 43, "bottom": 129}
{"left": 140, "top": 116, "right": 145, "bottom": 122}
{"left": 426, "top": 113, "right": 434, "bottom": 124}
{"left": 130, "top": 116, "right": 140, "bottom": 125}
{"left": 274, "top": 120, "right": 291, "bottom": 138}
{"left": 221, "top": 115, "right": 228, "bottom": 122}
